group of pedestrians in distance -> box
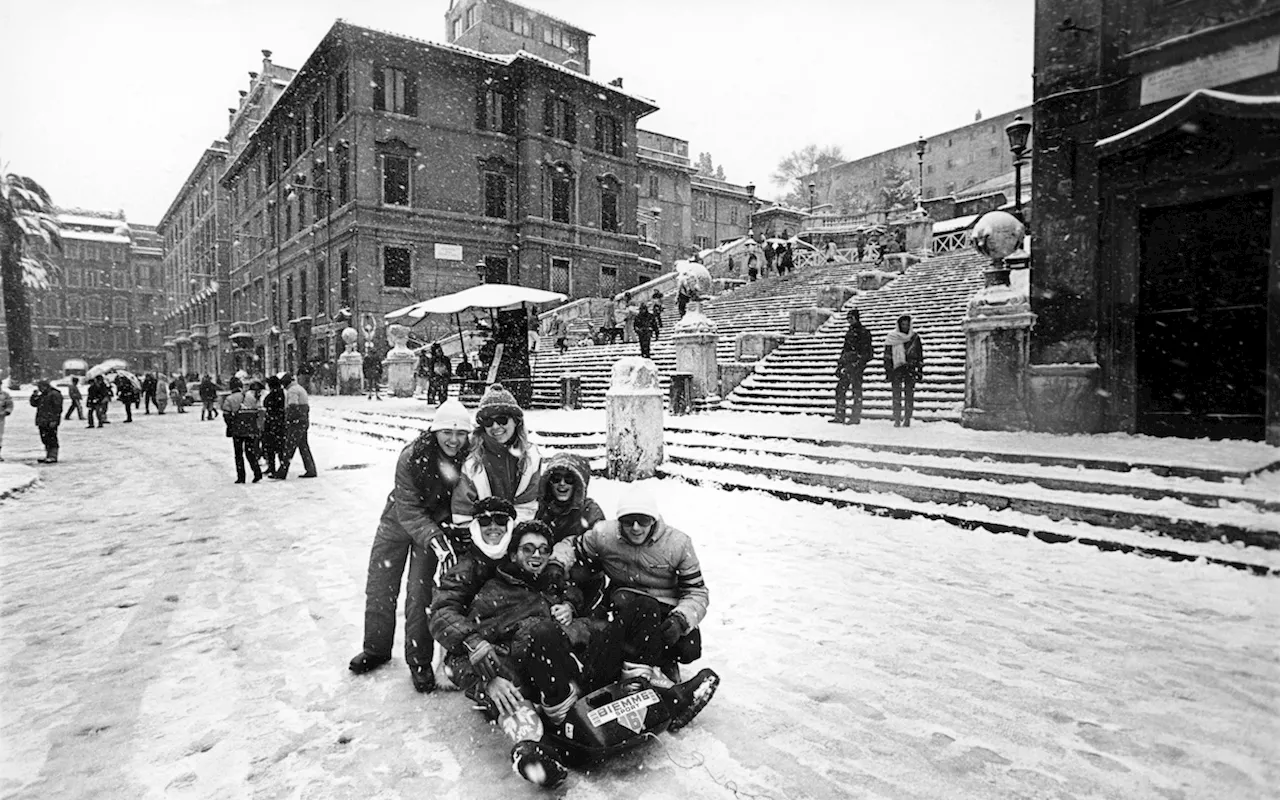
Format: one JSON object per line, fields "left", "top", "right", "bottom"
{"left": 348, "top": 383, "right": 719, "bottom": 787}
{"left": 832, "top": 308, "right": 925, "bottom": 427}
{"left": 217, "top": 372, "right": 317, "bottom": 483}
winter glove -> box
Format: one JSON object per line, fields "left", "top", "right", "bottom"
{"left": 467, "top": 638, "right": 502, "bottom": 682}
{"left": 660, "top": 612, "right": 688, "bottom": 646}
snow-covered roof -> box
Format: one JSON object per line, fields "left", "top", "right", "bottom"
{"left": 509, "top": 49, "right": 656, "bottom": 109}
{"left": 930, "top": 214, "right": 979, "bottom": 234}
{"left": 638, "top": 256, "right": 663, "bottom": 266}
{"left": 57, "top": 213, "right": 125, "bottom": 230}
{"left": 61, "top": 229, "right": 131, "bottom": 244}
{"left": 1096, "top": 89, "right": 1280, "bottom": 154}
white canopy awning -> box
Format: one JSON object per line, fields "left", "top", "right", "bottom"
{"left": 385, "top": 283, "right": 567, "bottom": 321}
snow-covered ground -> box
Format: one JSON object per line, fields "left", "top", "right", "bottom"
{"left": 1, "top": 396, "right": 1277, "bottom": 799}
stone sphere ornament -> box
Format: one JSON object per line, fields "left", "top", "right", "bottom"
{"left": 341, "top": 326, "right": 359, "bottom": 353}
{"left": 387, "top": 323, "right": 411, "bottom": 350}
{"left": 675, "top": 260, "right": 713, "bottom": 300}
{"left": 971, "top": 211, "right": 1026, "bottom": 262}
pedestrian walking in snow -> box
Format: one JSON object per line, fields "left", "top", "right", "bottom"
{"left": 363, "top": 346, "right": 383, "bottom": 401}
{"left": 114, "top": 373, "right": 138, "bottom": 423}
{"left": 451, "top": 383, "right": 541, "bottom": 525}
{"left": 747, "top": 251, "right": 759, "bottom": 282}
{"left": 426, "top": 343, "right": 452, "bottom": 405}
{"left": 30, "top": 380, "right": 64, "bottom": 463}
{"left": 763, "top": 239, "right": 776, "bottom": 274}
{"left": 0, "top": 382, "right": 12, "bottom": 461}
{"left": 260, "top": 375, "right": 287, "bottom": 477}
{"left": 141, "top": 372, "right": 158, "bottom": 414}
{"left": 220, "top": 377, "right": 265, "bottom": 484}
{"left": 86, "top": 375, "right": 111, "bottom": 428}
{"left": 63, "top": 376, "right": 84, "bottom": 421}
{"left": 634, "top": 301, "right": 659, "bottom": 359}
{"left": 198, "top": 376, "right": 219, "bottom": 420}
{"left": 272, "top": 372, "right": 317, "bottom": 479}
{"left": 833, "top": 308, "right": 874, "bottom": 425}
{"left": 883, "top": 314, "right": 924, "bottom": 427}
{"left": 153, "top": 375, "right": 169, "bottom": 414}
{"left": 779, "top": 237, "right": 795, "bottom": 277}
{"left": 349, "top": 398, "right": 473, "bottom": 692}
{"left": 650, "top": 290, "right": 664, "bottom": 339}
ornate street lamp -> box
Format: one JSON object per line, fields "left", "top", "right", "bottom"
{"left": 915, "top": 136, "right": 928, "bottom": 214}
{"left": 745, "top": 182, "right": 756, "bottom": 241}
{"left": 808, "top": 181, "right": 816, "bottom": 216}
{"left": 474, "top": 259, "right": 488, "bottom": 284}
{"left": 1004, "top": 114, "right": 1031, "bottom": 219}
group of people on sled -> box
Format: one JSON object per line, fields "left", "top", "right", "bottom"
{"left": 347, "top": 382, "right": 718, "bottom": 787}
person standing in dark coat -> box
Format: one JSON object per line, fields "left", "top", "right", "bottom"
{"left": 220, "top": 377, "right": 264, "bottom": 484}
{"left": 780, "top": 239, "right": 795, "bottom": 276}
{"left": 349, "top": 398, "right": 473, "bottom": 692}
{"left": 141, "top": 372, "right": 158, "bottom": 414}
{"left": 634, "top": 301, "right": 659, "bottom": 359}
{"left": 86, "top": 375, "right": 110, "bottom": 428}
{"left": 427, "top": 343, "right": 452, "bottom": 405}
{"left": 30, "top": 380, "right": 64, "bottom": 463}
{"left": 63, "top": 376, "right": 84, "bottom": 421}
{"left": 272, "top": 372, "right": 316, "bottom": 479}
{"left": 883, "top": 314, "right": 925, "bottom": 428}
{"left": 261, "top": 375, "right": 287, "bottom": 477}
{"left": 363, "top": 346, "right": 383, "bottom": 401}
{"left": 198, "top": 375, "right": 219, "bottom": 421}
{"left": 833, "top": 308, "right": 874, "bottom": 425}
{"left": 114, "top": 373, "right": 138, "bottom": 422}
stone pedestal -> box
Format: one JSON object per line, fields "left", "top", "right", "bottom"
{"left": 1028, "top": 363, "right": 1103, "bottom": 433}
{"left": 673, "top": 301, "right": 721, "bottom": 407}
{"left": 961, "top": 279, "right": 1036, "bottom": 431}
{"left": 606, "top": 357, "right": 664, "bottom": 481}
{"left": 381, "top": 323, "right": 417, "bottom": 397}
{"left": 857, "top": 270, "right": 897, "bottom": 291}
{"left": 815, "top": 285, "right": 857, "bottom": 310}
{"left": 735, "top": 331, "right": 787, "bottom": 362}
{"left": 904, "top": 214, "right": 933, "bottom": 256}
{"left": 337, "top": 327, "right": 363, "bottom": 395}
{"left": 789, "top": 307, "right": 834, "bottom": 334}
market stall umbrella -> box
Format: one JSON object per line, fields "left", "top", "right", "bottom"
{"left": 385, "top": 283, "right": 567, "bottom": 323}
{"left": 85, "top": 359, "right": 131, "bottom": 379}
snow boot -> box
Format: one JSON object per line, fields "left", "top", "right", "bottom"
{"left": 621, "top": 661, "right": 674, "bottom": 690}
{"left": 498, "top": 699, "right": 545, "bottom": 743}
{"left": 511, "top": 740, "right": 567, "bottom": 788}
{"left": 409, "top": 664, "right": 435, "bottom": 694}
{"left": 348, "top": 651, "right": 391, "bottom": 674}
{"left": 665, "top": 668, "right": 719, "bottom": 733}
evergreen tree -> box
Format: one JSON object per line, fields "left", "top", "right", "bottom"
{"left": 1, "top": 166, "right": 62, "bottom": 386}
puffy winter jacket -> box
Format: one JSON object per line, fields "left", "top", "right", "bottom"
{"left": 451, "top": 436, "right": 542, "bottom": 525}
{"left": 380, "top": 432, "right": 467, "bottom": 552}
{"left": 534, "top": 452, "right": 605, "bottom": 545}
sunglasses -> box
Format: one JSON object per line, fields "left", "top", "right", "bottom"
{"left": 481, "top": 414, "right": 512, "bottom": 427}
{"left": 619, "top": 514, "right": 655, "bottom": 529}
{"left": 518, "top": 543, "right": 552, "bottom": 557}
{"left": 549, "top": 473, "right": 576, "bottom": 486}
{"left": 475, "top": 512, "right": 511, "bottom": 527}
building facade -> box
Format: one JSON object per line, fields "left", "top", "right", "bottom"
{"left": 4, "top": 210, "right": 165, "bottom": 378}
{"left": 217, "top": 20, "right": 657, "bottom": 375}
{"left": 690, "top": 174, "right": 752, "bottom": 251}
{"left": 1030, "top": 0, "right": 1280, "bottom": 445}
{"left": 637, "top": 130, "right": 693, "bottom": 268}
{"left": 446, "top": 0, "right": 592, "bottom": 74}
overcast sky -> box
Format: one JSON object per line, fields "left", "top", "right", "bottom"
{"left": 0, "top": 0, "right": 1033, "bottom": 224}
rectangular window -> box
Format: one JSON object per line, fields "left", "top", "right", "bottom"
{"left": 600, "top": 184, "right": 619, "bottom": 232}
{"left": 114, "top": 328, "right": 127, "bottom": 350}
{"left": 299, "top": 269, "right": 309, "bottom": 318}
{"left": 594, "top": 114, "right": 621, "bottom": 157}
{"left": 282, "top": 130, "right": 293, "bottom": 169}
{"left": 312, "top": 95, "right": 326, "bottom": 141}
{"left": 285, "top": 201, "right": 293, "bottom": 238}
{"left": 383, "top": 246, "right": 411, "bottom": 288}
{"left": 479, "top": 88, "right": 513, "bottom": 134}
{"left": 373, "top": 67, "right": 417, "bottom": 116}
{"left": 339, "top": 248, "right": 352, "bottom": 307}
{"left": 512, "top": 13, "right": 530, "bottom": 36}
{"left": 286, "top": 274, "right": 295, "bottom": 319}
{"left": 315, "top": 261, "right": 326, "bottom": 315}
{"left": 466, "top": 4, "right": 479, "bottom": 28}
{"left": 649, "top": 175, "right": 659, "bottom": 198}
{"left": 730, "top": 207, "right": 739, "bottom": 225}
{"left": 550, "top": 257, "right": 571, "bottom": 295}
{"left": 551, "top": 171, "right": 572, "bottom": 223}
{"left": 600, "top": 265, "right": 617, "bottom": 298}
{"left": 452, "top": 16, "right": 462, "bottom": 40}
{"left": 67, "top": 266, "right": 82, "bottom": 287}
{"left": 334, "top": 68, "right": 349, "bottom": 120}
{"left": 543, "top": 96, "right": 576, "bottom": 143}
{"left": 382, "top": 154, "right": 411, "bottom": 206}
{"left": 484, "top": 172, "right": 508, "bottom": 218}
{"left": 335, "top": 143, "right": 351, "bottom": 206}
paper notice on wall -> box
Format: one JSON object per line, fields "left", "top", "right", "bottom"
{"left": 1140, "top": 36, "right": 1280, "bottom": 105}
{"left": 434, "top": 243, "right": 463, "bottom": 261}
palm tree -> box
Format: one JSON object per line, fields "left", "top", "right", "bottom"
{"left": 1, "top": 165, "right": 62, "bottom": 386}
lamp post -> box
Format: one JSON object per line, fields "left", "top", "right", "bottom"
{"left": 808, "top": 181, "right": 816, "bottom": 217}
{"left": 915, "top": 136, "right": 928, "bottom": 214}
{"left": 474, "top": 258, "right": 488, "bottom": 284}
{"left": 745, "top": 182, "right": 756, "bottom": 241}
{"left": 1004, "top": 114, "right": 1031, "bottom": 220}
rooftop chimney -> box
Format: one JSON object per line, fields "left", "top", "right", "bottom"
{"left": 609, "top": 77, "right": 623, "bottom": 88}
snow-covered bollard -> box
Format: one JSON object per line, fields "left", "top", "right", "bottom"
{"left": 381, "top": 324, "right": 418, "bottom": 397}
{"left": 606, "top": 357, "right": 664, "bottom": 481}
{"left": 337, "top": 327, "right": 363, "bottom": 395}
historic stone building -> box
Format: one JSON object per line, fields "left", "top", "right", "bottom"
{"left": 1, "top": 210, "right": 166, "bottom": 378}
{"left": 691, "top": 174, "right": 752, "bottom": 252}
{"left": 1029, "top": 0, "right": 1280, "bottom": 445}
{"left": 217, "top": 19, "right": 657, "bottom": 374}
{"left": 446, "top": 0, "right": 592, "bottom": 74}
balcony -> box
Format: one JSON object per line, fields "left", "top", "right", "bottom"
{"left": 205, "top": 320, "right": 222, "bottom": 340}
{"left": 229, "top": 320, "right": 255, "bottom": 348}
{"left": 162, "top": 338, "right": 177, "bottom": 350}
{"left": 174, "top": 329, "right": 191, "bottom": 345}
{"left": 189, "top": 323, "right": 208, "bottom": 342}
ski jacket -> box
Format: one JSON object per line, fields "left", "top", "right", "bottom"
{"left": 534, "top": 452, "right": 605, "bottom": 545}
{"left": 30, "top": 387, "right": 64, "bottom": 427}
{"left": 379, "top": 432, "right": 467, "bottom": 552}
{"left": 451, "top": 436, "right": 542, "bottom": 525}
{"left": 837, "top": 323, "right": 874, "bottom": 373}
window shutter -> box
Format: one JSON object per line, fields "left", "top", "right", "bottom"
{"left": 564, "top": 102, "right": 576, "bottom": 144}
{"left": 372, "top": 67, "right": 385, "bottom": 111}
{"left": 404, "top": 73, "right": 418, "bottom": 116}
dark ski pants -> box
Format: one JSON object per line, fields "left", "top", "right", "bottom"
{"left": 638, "top": 331, "right": 652, "bottom": 359}
{"left": 231, "top": 437, "right": 263, "bottom": 481}
{"left": 362, "top": 520, "right": 436, "bottom": 669}
{"left": 889, "top": 370, "right": 917, "bottom": 425}
{"left": 279, "top": 427, "right": 316, "bottom": 477}
{"left": 38, "top": 424, "right": 59, "bottom": 458}
{"left": 610, "top": 589, "right": 701, "bottom": 668}
{"left": 834, "top": 367, "right": 866, "bottom": 423}
{"left": 143, "top": 391, "right": 158, "bottom": 413}
{"left": 64, "top": 398, "right": 84, "bottom": 420}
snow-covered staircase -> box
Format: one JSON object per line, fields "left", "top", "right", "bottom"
{"left": 722, "top": 250, "right": 987, "bottom": 419}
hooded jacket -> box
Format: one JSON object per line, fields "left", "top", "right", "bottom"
{"left": 451, "top": 430, "right": 542, "bottom": 525}
{"left": 534, "top": 452, "right": 605, "bottom": 545}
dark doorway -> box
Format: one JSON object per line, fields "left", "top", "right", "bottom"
{"left": 484, "top": 256, "right": 509, "bottom": 285}
{"left": 1136, "top": 191, "right": 1271, "bottom": 440}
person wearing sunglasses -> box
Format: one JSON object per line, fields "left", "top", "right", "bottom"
{"left": 534, "top": 452, "right": 607, "bottom": 608}
{"left": 451, "top": 383, "right": 542, "bottom": 528}
{"left": 348, "top": 398, "right": 473, "bottom": 693}
{"left": 432, "top": 519, "right": 610, "bottom": 788}
{"left": 555, "top": 483, "right": 718, "bottom": 731}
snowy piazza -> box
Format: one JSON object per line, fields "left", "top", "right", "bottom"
{"left": 1, "top": 1, "right": 1279, "bottom": 798}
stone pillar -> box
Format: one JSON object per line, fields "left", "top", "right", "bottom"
{"left": 904, "top": 213, "right": 933, "bottom": 256}
{"left": 735, "top": 331, "right": 787, "bottom": 362}
{"left": 789, "top": 307, "right": 834, "bottom": 334}
{"left": 814, "top": 285, "right": 857, "bottom": 310}
{"left": 673, "top": 301, "right": 721, "bottom": 407}
{"left": 382, "top": 323, "right": 418, "bottom": 397}
{"left": 606, "top": 356, "right": 664, "bottom": 481}
{"left": 337, "top": 327, "right": 363, "bottom": 395}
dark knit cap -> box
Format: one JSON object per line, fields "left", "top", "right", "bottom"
{"left": 474, "top": 495, "right": 517, "bottom": 518}
{"left": 476, "top": 382, "right": 523, "bottom": 422}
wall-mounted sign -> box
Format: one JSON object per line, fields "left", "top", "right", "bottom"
{"left": 434, "top": 243, "right": 464, "bottom": 261}
{"left": 1141, "top": 36, "right": 1280, "bottom": 105}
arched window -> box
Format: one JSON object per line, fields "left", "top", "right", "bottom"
{"left": 112, "top": 297, "right": 129, "bottom": 323}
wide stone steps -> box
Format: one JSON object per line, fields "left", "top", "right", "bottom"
{"left": 307, "top": 406, "right": 1280, "bottom": 574}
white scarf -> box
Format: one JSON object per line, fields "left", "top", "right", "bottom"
{"left": 885, "top": 326, "right": 914, "bottom": 368}
{"left": 470, "top": 520, "right": 512, "bottom": 560}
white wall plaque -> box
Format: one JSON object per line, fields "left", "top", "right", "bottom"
{"left": 1141, "top": 36, "right": 1280, "bottom": 106}
{"left": 434, "top": 243, "right": 463, "bottom": 261}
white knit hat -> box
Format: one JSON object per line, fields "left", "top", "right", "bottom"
{"left": 616, "top": 484, "right": 660, "bottom": 519}
{"left": 429, "top": 398, "right": 474, "bottom": 432}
